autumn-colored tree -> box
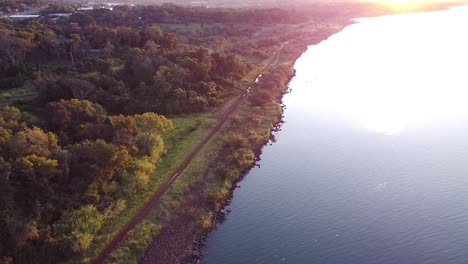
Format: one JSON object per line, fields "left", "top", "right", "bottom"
{"left": 0, "top": 157, "right": 13, "bottom": 215}
{"left": 7, "top": 127, "right": 61, "bottom": 159}
{"left": 47, "top": 99, "right": 107, "bottom": 141}
{"left": 135, "top": 112, "right": 173, "bottom": 135}
{"left": 109, "top": 115, "right": 138, "bottom": 151}
{"left": 68, "top": 140, "right": 130, "bottom": 184}
{"left": 69, "top": 12, "right": 95, "bottom": 26}
{"left": 54, "top": 205, "right": 104, "bottom": 254}
{"left": 117, "top": 27, "right": 141, "bottom": 47}
{"left": 141, "top": 25, "right": 163, "bottom": 44}
{"left": 0, "top": 30, "right": 35, "bottom": 76}
{"left": 12, "top": 155, "right": 61, "bottom": 213}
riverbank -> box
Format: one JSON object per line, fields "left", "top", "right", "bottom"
{"left": 105, "top": 3, "right": 457, "bottom": 264}
{"left": 198, "top": 6, "right": 468, "bottom": 264}
{"left": 136, "top": 19, "right": 352, "bottom": 264}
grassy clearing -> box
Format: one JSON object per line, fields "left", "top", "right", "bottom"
{"left": 0, "top": 86, "right": 37, "bottom": 106}
{"left": 0, "top": 86, "right": 34, "bottom": 96}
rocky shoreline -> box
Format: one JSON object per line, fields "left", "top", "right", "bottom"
{"left": 139, "top": 67, "right": 290, "bottom": 264}
{"left": 140, "top": 119, "right": 286, "bottom": 264}
{"left": 131, "top": 3, "right": 460, "bottom": 263}
{"left": 190, "top": 122, "right": 285, "bottom": 263}
{"left": 140, "top": 17, "right": 358, "bottom": 264}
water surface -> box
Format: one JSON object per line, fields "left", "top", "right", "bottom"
{"left": 202, "top": 7, "right": 468, "bottom": 264}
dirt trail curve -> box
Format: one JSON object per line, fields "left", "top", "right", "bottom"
{"left": 93, "top": 41, "right": 290, "bottom": 264}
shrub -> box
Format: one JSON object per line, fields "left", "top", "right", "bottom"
{"left": 107, "top": 221, "right": 161, "bottom": 264}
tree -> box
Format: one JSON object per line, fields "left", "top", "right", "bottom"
{"left": 249, "top": 89, "right": 273, "bottom": 108}
{"left": 12, "top": 155, "right": 61, "bottom": 213}
{"left": 120, "top": 49, "right": 155, "bottom": 87}
{"left": 196, "top": 81, "right": 216, "bottom": 96}
{"left": 69, "top": 139, "right": 130, "bottom": 182}
{"left": 188, "top": 96, "right": 209, "bottom": 113}
{"left": 135, "top": 112, "right": 173, "bottom": 136}
{"left": 141, "top": 25, "right": 163, "bottom": 44}
{"left": 54, "top": 205, "right": 104, "bottom": 254}
{"left": 0, "top": 106, "right": 26, "bottom": 134}
{"left": 7, "top": 127, "right": 61, "bottom": 159}
{"left": 0, "top": 128, "right": 12, "bottom": 150}
{"left": 110, "top": 115, "right": 138, "bottom": 151}
{"left": 0, "top": 106, "right": 20, "bottom": 122}
{"left": 0, "top": 31, "right": 35, "bottom": 77}
{"left": 143, "top": 40, "right": 159, "bottom": 57}
{"left": 42, "top": 3, "right": 74, "bottom": 14}
{"left": 47, "top": 99, "right": 107, "bottom": 140}
{"left": 135, "top": 134, "right": 164, "bottom": 161}
{"left": 120, "top": 157, "right": 155, "bottom": 193}
{"left": 161, "top": 33, "right": 177, "bottom": 50}
{"left": 70, "top": 12, "right": 95, "bottom": 26}
{"left": 89, "top": 26, "right": 117, "bottom": 49}
{"left": 170, "top": 88, "right": 187, "bottom": 113}
{"left": 187, "top": 56, "right": 212, "bottom": 81}
{"left": 43, "top": 78, "right": 98, "bottom": 102}
{"left": 117, "top": 27, "right": 140, "bottom": 47}
{"left": 224, "top": 134, "right": 248, "bottom": 151}
{"left": 0, "top": 157, "right": 13, "bottom": 215}
{"left": 213, "top": 37, "right": 227, "bottom": 52}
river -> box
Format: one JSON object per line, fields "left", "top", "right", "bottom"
{"left": 201, "top": 7, "right": 468, "bottom": 264}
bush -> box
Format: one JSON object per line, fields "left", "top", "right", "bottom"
{"left": 107, "top": 221, "right": 161, "bottom": 264}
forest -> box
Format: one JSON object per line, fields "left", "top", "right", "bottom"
{"left": 0, "top": 1, "right": 316, "bottom": 114}
{"left": 0, "top": 1, "right": 314, "bottom": 263}
{"left": 0, "top": 101, "right": 172, "bottom": 263}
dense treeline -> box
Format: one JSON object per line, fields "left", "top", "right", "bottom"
{"left": 0, "top": 101, "right": 172, "bottom": 263}
{"left": 0, "top": 0, "right": 44, "bottom": 13}
{"left": 113, "top": 4, "right": 308, "bottom": 25}
{"left": 0, "top": 4, "right": 268, "bottom": 115}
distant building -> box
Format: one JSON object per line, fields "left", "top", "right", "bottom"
{"left": 96, "top": 5, "right": 113, "bottom": 11}
{"left": 77, "top": 6, "right": 94, "bottom": 11}
{"left": 103, "top": 2, "right": 127, "bottom": 8}
{"left": 9, "top": 15, "right": 41, "bottom": 20}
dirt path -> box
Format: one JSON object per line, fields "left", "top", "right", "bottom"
{"left": 93, "top": 41, "right": 290, "bottom": 264}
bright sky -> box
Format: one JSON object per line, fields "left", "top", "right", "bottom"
{"left": 364, "top": 0, "right": 456, "bottom": 10}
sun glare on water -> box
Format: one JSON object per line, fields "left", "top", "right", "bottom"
{"left": 293, "top": 7, "right": 468, "bottom": 135}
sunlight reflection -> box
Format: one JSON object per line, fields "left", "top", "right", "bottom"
{"left": 294, "top": 7, "right": 468, "bottom": 135}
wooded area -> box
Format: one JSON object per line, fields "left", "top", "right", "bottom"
{"left": 0, "top": 1, "right": 313, "bottom": 263}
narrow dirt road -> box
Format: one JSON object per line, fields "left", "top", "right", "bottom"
{"left": 94, "top": 41, "right": 289, "bottom": 264}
